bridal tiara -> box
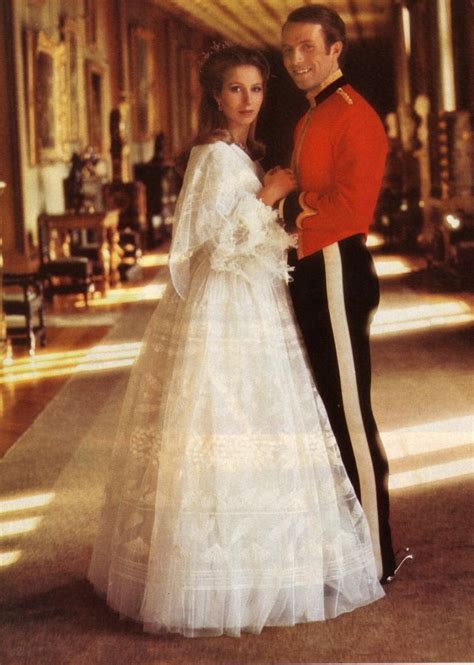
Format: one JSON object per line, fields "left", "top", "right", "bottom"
{"left": 199, "top": 41, "right": 236, "bottom": 72}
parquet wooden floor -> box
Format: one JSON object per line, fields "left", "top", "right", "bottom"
{"left": 0, "top": 252, "right": 166, "bottom": 458}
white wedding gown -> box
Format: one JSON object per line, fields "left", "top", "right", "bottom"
{"left": 88, "top": 141, "right": 384, "bottom": 637}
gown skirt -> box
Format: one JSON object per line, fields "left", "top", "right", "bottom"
{"left": 88, "top": 251, "right": 384, "bottom": 637}
{"left": 88, "top": 141, "right": 384, "bottom": 637}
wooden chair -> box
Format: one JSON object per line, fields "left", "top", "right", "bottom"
{"left": 38, "top": 219, "right": 94, "bottom": 305}
{"left": 3, "top": 273, "right": 46, "bottom": 355}
{"left": 102, "top": 182, "right": 145, "bottom": 279}
{"left": 38, "top": 211, "right": 121, "bottom": 301}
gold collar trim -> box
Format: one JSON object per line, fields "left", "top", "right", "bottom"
{"left": 306, "top": 69, "right": 343, "bottom": 108}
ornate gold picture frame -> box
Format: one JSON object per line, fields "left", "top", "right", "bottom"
{"left": 84, "top": 0, "right": 98, "bottom": 47}
{"left": 129, "top": 26, "right": 155, "bottom": 142}
{"left": 24, "top": 29, "right": 67, "bottom": 165}
{"left": 84, "top": 59, "right": 105, "bottom": 153}
{"left": 61, "top": 17, "right": 83, "bottom": 150}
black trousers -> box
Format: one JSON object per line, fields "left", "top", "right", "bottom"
{"left": 289, "top": 235, "right": 396, "bottom": 580}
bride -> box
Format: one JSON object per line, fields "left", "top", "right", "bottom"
{"left": 88, "top": 43, "right": 384, "bottom": 638}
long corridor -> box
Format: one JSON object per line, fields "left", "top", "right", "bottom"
{"left": 0, "top": 244, "right": 472, "bottom": 664}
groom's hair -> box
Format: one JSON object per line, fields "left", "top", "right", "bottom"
{"left": 284, "top": 4, "right": 347, "bottom": 63}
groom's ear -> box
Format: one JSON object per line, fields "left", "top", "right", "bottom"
{"left": 331, "top": 40, "right": 343, "bottom": 59}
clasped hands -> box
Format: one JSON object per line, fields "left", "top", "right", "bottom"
{"left": 258, "top": 166, "right": 297, "bottom": 208}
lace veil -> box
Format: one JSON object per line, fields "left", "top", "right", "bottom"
{"left": 169, "top": 143, "right": 236, "bottom": 298}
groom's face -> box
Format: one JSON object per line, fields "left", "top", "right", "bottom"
{"left": 281, "top": 22, "right": 341, "bottom": 93}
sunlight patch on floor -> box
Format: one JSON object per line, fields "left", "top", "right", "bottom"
{"left": 0, "top": 517, "right": 43, "bottom": 538}
{"left": 0, "top": 550, "right": 22, "bottom": 567}
{"left": 384, "top": 415, "right": 473, "bottom": 490}
{"left": 0, "top": 492, "right": 55, "bottom": 515}
{"left": 0, "top": 492, "right": 56, "bottom": 568}
{"left": 139, "top": 253, "right": 169, "bottom": 268}
{"left": 74, "top": 283, "right": 166, "bottom": 308}
{"left": 2, "top": 348, "right": 99, "bottom": 366}
{"left": 374, "top": 256, "right": 412, "bottom": 277}
{"left": 383, "top": 415, "right": 473, "bottom": 459}
{"left": 367, "top": 232, "right": 385, "bottom": 249}
{"left": 389, "top": 458, "right": 472, "bottom": 490}
{"left": 373, "top": 300, "right": 474, "bottom": 336}
{"left": 0, "top": 342, "right": 141, "bottom": 384}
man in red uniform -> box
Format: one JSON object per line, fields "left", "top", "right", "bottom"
{"left": 279, "top": 4, "right": 406, "bottom": 582}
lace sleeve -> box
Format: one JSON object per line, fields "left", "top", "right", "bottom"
{"left": 169, "top": 142, "right": 295, "bottom": 298}
{"left": 210, "top": 191, "right": 296, "bottom": 284}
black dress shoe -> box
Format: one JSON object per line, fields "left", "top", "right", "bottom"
{"left": 384, "top": 547, "right": 415, "bottom": 583}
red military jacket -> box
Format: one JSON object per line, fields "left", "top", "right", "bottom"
{"left": 280, "top": 70, "right": 387, "bottom": 258}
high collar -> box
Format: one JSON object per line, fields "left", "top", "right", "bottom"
{"left": 305, "top": 69, "right": 345, "bottom": 108}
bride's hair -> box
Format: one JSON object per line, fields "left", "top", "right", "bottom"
{"left": 177, "top": 44, "right": 270, "bottom": 172}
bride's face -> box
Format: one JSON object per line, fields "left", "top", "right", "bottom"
{"left": 215, "top": 65, "right": 264, "bottom": 136}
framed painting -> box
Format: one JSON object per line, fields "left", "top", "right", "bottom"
{"left": 24, "top": 29, "right": 67, "bottom": 164}
{"left": 129, "top": 26, "right": 155, "bottom": 142}
{"left": 61, "top": 17, "right": 82, "bottom": 149}
{"left": 84, "top": 0, "right": 98, "bottom": 47}
{"left": 84, "top": 59, "right": 104, "bottom": 153}
{"left": 165, "top": 21, "right": 181, "bottom": 154}
{"left": 180, "top": 48, "right": 199, "bottom": 141}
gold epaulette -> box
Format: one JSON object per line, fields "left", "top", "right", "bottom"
{"left": 336, "top": 87, "right": 353, "bottom": 105}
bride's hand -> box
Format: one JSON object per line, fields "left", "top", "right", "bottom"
{"left": 259, "top": 167, "right": 297, "bottom": 207}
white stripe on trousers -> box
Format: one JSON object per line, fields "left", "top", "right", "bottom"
{"left": 322, "top": 243, "right": 383, "bottom": 579}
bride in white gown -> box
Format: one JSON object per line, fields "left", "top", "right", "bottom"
{"left": 88, "top": 44, "right": 384, "bottom": 637}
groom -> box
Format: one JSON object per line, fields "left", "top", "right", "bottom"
{"left": 277, "top": 4, "right": 398, "bottom": 582}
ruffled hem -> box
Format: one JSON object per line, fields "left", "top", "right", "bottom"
{"left": 89, "top": 570, "right": 384, "bottom": 638}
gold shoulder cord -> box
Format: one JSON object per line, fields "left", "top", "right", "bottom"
{"left": 336, "top": 87, "right": 353, "bottom": 105}
{"left": 291, "top": 107, "right": 315, "bottom": 181}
